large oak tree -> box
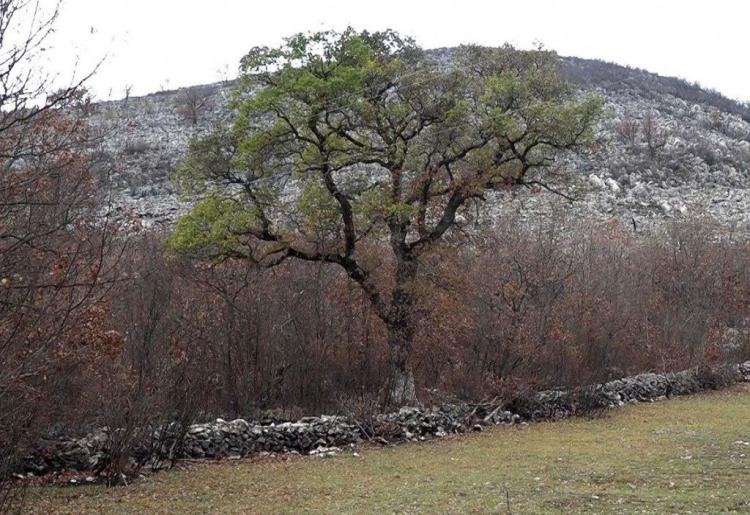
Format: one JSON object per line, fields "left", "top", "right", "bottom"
{"left": 170, "top": 29, "right": 602, "bottom": 404}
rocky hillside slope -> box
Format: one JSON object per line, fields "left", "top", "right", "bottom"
{"left": 87, "top": 53, "right": 750, "bottom": 233}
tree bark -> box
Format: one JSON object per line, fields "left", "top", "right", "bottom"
{"left": 386, "top": 316, "right": 417, "bottom": 406}
{"left": 384, "top": 256, "right": 419, "bottom": 406}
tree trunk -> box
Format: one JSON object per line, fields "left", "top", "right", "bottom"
{"left": 386, "top": 319, "right": 417, "bottom": 406}
{"left": 384, "top": 256, "right": 419, "bottom": 406}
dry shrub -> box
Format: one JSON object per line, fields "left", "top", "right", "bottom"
{"left": 83, "top": 213, "right": 750, "bottom": 421}
{"left": 5, "top": 212, "right": 750, "bottom": 487}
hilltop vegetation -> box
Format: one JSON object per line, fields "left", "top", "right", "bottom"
{"left": 560, "top": 55, "right": 750, "bottom": 122}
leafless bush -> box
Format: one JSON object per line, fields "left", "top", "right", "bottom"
{"left": 692, "top": 138, "right": 721, "bottom": 166}
{"left": 96, "top": 214, "right": 748, "bottom": 419}
{"left": 3, "top": 212, "right": 747, "bottom": 486}
{"left": 174, "top": 86, "right": 215, "bottom": 126}
{"left": 642, "top": 111, "right": 669, "bottom": 159}
{"left": 0, "top": 0, "right": 114, "bottom": 506}
{"left": 615, "top": 115, "right": 639, "bottom": 149}
{"left": 457, "top": 214, "right": 750, "bottom": 395}
{"left": 335, "top": 394, "right": 382, "bottom": 440}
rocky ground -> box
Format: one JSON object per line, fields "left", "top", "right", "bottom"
{"left": 84, "top": 52, "right": 750, "bottom": 234}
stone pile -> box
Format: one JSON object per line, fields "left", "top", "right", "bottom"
{"left": 182, "top": 415, "right": 360, "bottom": 459}
{"left": 371, "top": 405, "right": 473, "bottom": 442}
{"left": 18, "top": 361, "right": 750, "bottom": 476}
{"left": 515, "top": 362, "right": 750, "bottom": 421}
{"left": 21, "top": 431, "right": 110, "bottom": 475}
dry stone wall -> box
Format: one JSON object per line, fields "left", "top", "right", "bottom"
{"left": 19, "top": 361, "right": 750, "bottom": 476}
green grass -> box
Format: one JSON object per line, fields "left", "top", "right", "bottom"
{"left": 26, "top": 384, "right": 750, "bottom": 514}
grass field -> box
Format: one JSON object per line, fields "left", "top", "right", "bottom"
{"left": 25, "top": 384, "right": 750, "bottom": 514}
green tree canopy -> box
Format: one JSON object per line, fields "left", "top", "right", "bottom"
{"left": 170, "top": 28, "right": 602, "bottom": 403}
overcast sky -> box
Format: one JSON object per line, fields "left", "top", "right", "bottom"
{"left": 38, "top": 0, "right": 750, "bottom": 101}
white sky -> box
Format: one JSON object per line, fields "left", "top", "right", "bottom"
{"left": 37, "top": 0, "right": 750, "bottom": 101}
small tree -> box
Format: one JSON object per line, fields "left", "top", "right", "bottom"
{"left": 174, "top": 85, "right": 215, "bottom": 126}
{"left": 641, "top": 111, "right": 669, "bottom": 159}
{"left": 615, "top": 114, "right": 639, "bottom": 150}
{"left": 170, "top": 29, "right": 602, "bottom": 404}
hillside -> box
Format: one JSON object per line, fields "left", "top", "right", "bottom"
{"left": 86, "top": 51, "right": 750, "bottom": 232}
